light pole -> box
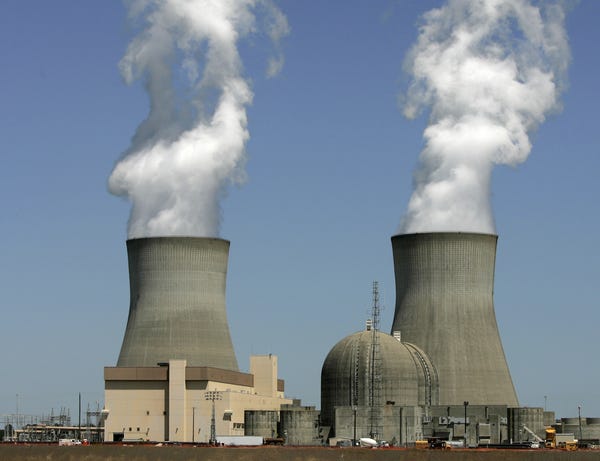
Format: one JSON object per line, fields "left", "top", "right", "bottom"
{"left": 463, "top": 401, "right": 469, "bottom": 447}
{"left": 205, "top": 391, "right": 222, "bottom": 445}
{"left": 78, "top": 392, "right": 81, "bottom": 441}
{"left": 578, "top": 406, "right": 583, "bottom": 441}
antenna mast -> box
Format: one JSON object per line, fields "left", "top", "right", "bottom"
{"left": 368, "top": 281, "right": 383, "bottom": 439}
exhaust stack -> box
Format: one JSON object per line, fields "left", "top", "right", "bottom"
{"left": 391, "top": 232, "right": 518, "bottom": 406}
{"left": 117, "top": 237, "right": 238, "bottom": 371}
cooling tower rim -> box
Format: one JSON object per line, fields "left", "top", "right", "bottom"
{"left": 126, "top": 236, "right": 230, "bottom": 244}
{"left": 391, "top": 231, "right": 498, "bottom": 239}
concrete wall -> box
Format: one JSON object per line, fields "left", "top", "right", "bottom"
{"left": 334, "top": 405, "right": 424, "bottom": 446}
{"left": 424, "top": 404, "right": 509, "bottom": 445}
{"left": 104, "top": 379, "right": 168, "bottom": 442}
{"left": 169, "top": 361, "right": 187, "bottom": 442}
{"left": 250, "top": 355, "right": 280, "bottom": 398}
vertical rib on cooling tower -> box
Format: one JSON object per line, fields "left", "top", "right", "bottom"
{"left": 117, "top": 237, "right": 239, "bottom": 371}
{"left": 390, "top": 232, "right": 518, "bottom": 406}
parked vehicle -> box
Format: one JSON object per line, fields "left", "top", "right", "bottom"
{"left": 58, "top": 439, "right": 81, "bottom": 446}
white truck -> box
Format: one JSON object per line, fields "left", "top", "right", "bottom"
{"left": 58, "top": 439, "right": 81, "bottom": 446}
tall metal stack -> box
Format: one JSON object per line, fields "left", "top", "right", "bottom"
{"left": 117, "top": 237, "right": 239, "bottom": 370}
{"left": 390, "top": 232, "right": 518, "bottom": 406}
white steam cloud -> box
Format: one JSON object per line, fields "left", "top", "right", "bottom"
{"left": 110, "top": 0, "right": 288, "bottom": 238}
{"left": 400, "top": 0, "right": 570, "bottom": 234}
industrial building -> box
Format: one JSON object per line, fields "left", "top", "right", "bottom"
{"left": 99, "top": 232, "right": 595, "bottom": 447}
{"left": 555, "top": 417, "right": 600, "bottom": 443}
{"left": 103, "top": 237, "right": 295, "bottom": 443}
{"left": 104, "top": 355, "right": 292, "bottom": 442}
{"left": 320, "top": 232, "right": 543, "bottom": 446}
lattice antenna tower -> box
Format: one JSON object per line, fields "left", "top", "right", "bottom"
{"left": 368, "top": 281, "right": 383, "bottom": 439}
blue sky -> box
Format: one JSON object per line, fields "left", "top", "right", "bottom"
{"left": 1, "top": 0, "right": 598, "bottom": 422}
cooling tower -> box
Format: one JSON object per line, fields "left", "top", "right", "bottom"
{"left": 117, "top": 237, "right": 239, "bottom": 370}
{"left": 390, "top": 232, "right": 518, "bottom": 406}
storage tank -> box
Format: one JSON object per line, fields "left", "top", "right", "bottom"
{"left": 244, "top": 410, "right": 279, "bottom": 438}
{"left": 390, "top": 232, "right": 518, "bottom": 406}
{"left": 508, "top": 407, "right": 544, "bottom": 443}
{"left": 279, "top": 405, "right": 320, "bottom": 446}
{"left": 117, "top": 237, "right": 238, "bottom": 370}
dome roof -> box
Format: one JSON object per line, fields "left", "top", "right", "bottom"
{"left": 320, "top": 329, "right": 438, "bottom": 428}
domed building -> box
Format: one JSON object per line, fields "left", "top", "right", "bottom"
{"left": 321, "top": 324, "right": 438, "bottom": 441}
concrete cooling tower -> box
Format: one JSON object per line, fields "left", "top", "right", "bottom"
{"left": 390, "top": 232, "right": 518, "bottom": 406}
{"left": 116, "top": 237, "right": 239, "bottom": 371}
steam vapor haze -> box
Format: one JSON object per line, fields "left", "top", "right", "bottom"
{"left": 400, "top": 0, "right": 570, "bottom": 234}
{"left": 109, "top": 0, "right": 289, "bottom": 239}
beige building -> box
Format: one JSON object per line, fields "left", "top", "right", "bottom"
{"left": 104, "top": 354, "right": 292, "bottom": 443}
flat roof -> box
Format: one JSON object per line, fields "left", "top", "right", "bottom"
{"left": 104, "top": 366, "right": 253, "bottom": 387}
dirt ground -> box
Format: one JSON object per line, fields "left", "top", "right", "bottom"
{"left": 1, "top": 445, "right": 598, "bottom": 461}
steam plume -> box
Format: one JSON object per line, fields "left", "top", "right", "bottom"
{"left": 400, "top": 0, "right": 569, "bottom": 234}
{"left": 109, "top": 0, "right": 288, "bottom": 238}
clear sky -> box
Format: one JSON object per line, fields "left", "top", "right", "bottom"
{"left": 1, "top": 0, "right": 598, "bottom": 423}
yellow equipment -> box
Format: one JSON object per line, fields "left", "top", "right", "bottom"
{"left": 545, "top": 428, "right": 556, "bottom": 448}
